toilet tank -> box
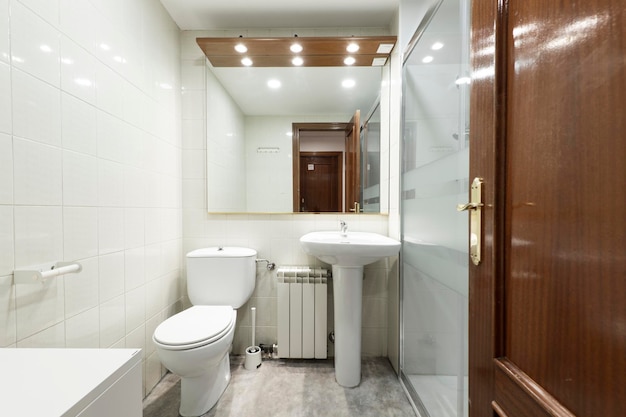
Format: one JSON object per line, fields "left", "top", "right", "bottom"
{"left": 186, "top": 247, "right": 257, "bottom": 308}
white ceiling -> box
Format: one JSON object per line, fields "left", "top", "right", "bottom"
{"left": 159, "top": 0, "right": 399, "bottom": 31}
{"left": 161, "top": 0, "right": 399, "bottom": 117}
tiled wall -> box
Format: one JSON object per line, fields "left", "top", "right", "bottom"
{"left": 0, "top": 0, "right": 183, "bottom": 396}
{"left": 180, "top": 29, "right": 397, "bottom": 358}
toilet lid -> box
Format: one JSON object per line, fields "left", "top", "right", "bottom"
{"left": 154, "top": 306, "right": 235, "bottom": 349}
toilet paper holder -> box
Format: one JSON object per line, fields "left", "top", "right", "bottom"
{"left": 14, "top": 261, "right": 83, "bottom": 284}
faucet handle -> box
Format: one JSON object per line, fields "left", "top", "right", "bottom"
{"left": 339, "top": 220, "right": 347, "bottom": 234}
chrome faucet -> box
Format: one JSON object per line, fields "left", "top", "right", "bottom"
{"left": 339, "top": 220, "right": 348, "bottom": 235}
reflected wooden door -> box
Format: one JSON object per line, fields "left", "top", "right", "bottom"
{"left": 470, "top": 0, "right": 626, "bottom": 416}
{"left": 344, "top": 110, "right": 361, "bottom": 212}
{"left": 299, "top": 152, "right": 341, "bottom": 212}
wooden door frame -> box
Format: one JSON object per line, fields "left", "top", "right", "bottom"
{"left": 292, "top": 122, "right": 349, "bottom": 212}
{"left": 344, "top": 110, "right": 361, "bottom": 212}
{"left": 469, "top": 0, "right": 504, "bottom": 416}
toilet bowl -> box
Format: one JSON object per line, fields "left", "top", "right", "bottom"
{"left": 153, "top": 306, "right": 236, "bottom": 417}
{"left": 152, "top": 247, "right": 257, "bottom": 417}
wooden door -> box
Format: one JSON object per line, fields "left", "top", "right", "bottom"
{"left": 299, "top": 152, "right": 342, "bottom": 212}
{"left": 344, "top": 110, "right": 361, "bottom": 212}
{"left": 470, "top": 1, "right": 626, "bottom": 416}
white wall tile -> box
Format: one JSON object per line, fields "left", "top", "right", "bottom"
{"left": 15, "top": 277, "right": 65, "bottom": 341}
{"left": 60, "top": 36, "right": 97, "bottom": 104}
{"left": 64, "top": 256, "right": 98, "bottom": 317}
{"left": 95, "top": 65, "right": 125, "bottom": 118}
{"left": 143, "top": 171, "right": 161, "bottom": 208}
{"left": 182, "top": 149, "right": 205, "bottom": 179}
{"left": 14, "top": 205, "right": 63, "bottom": 267}
{"left": 0, "top": 0, "right": 8, "bottom": 65}
{"left": 0, "top": 274, "right": 16, "bottom": 346}
{"left": 124, "top": 165, "right": 146, "bottom": 208}
{"left": 123, "top": 123, "right": 144, "bottom": 168}
{"left": 181, "top": 118, "right": 204, "bottom": 150}
{"left": 4, "top": 0, "right": 181, "bottom": 398}
{"left": 98, "top": 251, "right": 125, "bottom": 302}
{"left": 59, "top": 0, "right": 96, "bottom": 54}
{"left": 161, "top": 208, "right": 180, "bottom": 241}
{"left": 65, "top": 306, "right": 99, "bottom": 347}
{"left": 0, "top": 62, "right": 10, "bottom": 133}
{"left": 63, "top": 207, "right": 98, "bottom": 261}
{"left": 18, "top": 0, "right": 59, "bottom": 28}
{"left": 0, "top": 133, "right": 12, "bottom": 204}
{"left": 144, "top": 208, "right": 162, "bottom": 245}
{"left": 12, "top": 69, "right": 61, "bottom": 146}
{"left": 62, "top": 150, "right": 99, "bottom": 206}
{"left": 99, "top": 294, "right": 125, "bottom": 347}
{"left": 61, "top": 92, "right": 97, "bottom": 155}
{"left": 125, "top": 286, "right": 145, "bottom": 333}
{"left": 10, "top": 2, "right": 60, "bottom": 86}
{"left": 124, "top": 208, "right": 145, "bottom": 249}
{"left": 16, "top": 322, "right": 65, "bottom": 347}
{"left": 98, "top": 207, "right": 124, "bottom": 254}
{"left": 181, "top": 89, "right": 204, "bottom": 120}
{"left": 124, "top": 246, "right": 145, "bottom": 291}
{"left": 0, "top": 206, "right": 13, "bottom": 276}
{"left": 97, "top": 159, "right": 124, "bottom": 207}
{"left": 13, "top": 138, "right": 62, "bottom": 205}
{"left": 144, "top": 242, "right": 162, "bottom": 282}
{"left": 96, "top": 110, "right": 126, "bottom": 163}
{"left": 124, "top": 323, "right": 145, "bottom": 356}
{"left": 181, "top": 61, "right": 205, "bottom": 91}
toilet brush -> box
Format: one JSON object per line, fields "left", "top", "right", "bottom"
{"left": 244, "top": 307, "right": 262, "bottom": 370}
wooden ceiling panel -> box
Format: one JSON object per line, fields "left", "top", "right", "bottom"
{"left": 196, "top": 36, "right": 396, "bottom": 67}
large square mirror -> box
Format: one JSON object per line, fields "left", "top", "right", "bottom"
{"left": 200, "top": 36, "right": 394, "bottom": 213}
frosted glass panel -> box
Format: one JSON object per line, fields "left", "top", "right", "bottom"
{"left": 400, "top": 0, "right": 470, "bottom": 416}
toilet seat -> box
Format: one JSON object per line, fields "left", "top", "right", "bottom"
{"left": 154, "top": 306, "right": 235, "bottom": 351}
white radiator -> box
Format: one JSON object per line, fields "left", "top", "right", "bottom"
{"left": 276, "top": 266, "right": 328, "bottom": 359}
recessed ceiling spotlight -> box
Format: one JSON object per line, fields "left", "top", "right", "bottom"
{"left": 431, "top": 42, "right": 444, "bottom": 50}
{"left": 234, "top": 43, "right": 247, "bottom": 53}
{"left": 241, "top": 57, "right": 253, "bottom": 66}
{"left": 290, "top": 43, "right": 303, "bottom": 53}
{"left": 422, "top": 56, "right": 434, "bottom": 63}
{"left": 267, "top": 79, "right": 281, "bottom": 89}
{"left": 342, "top": 79, "right": 356, "bottom": 88}
{"left": 292, "top": 56, "right": 304, "bottom": 66}
{"left": 344, "top": 56, "right": 356, "bottom": 66}
{"left": 346, "top": 43, "right": 359, "bottom": 53}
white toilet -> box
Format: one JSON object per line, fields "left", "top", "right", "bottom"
{"left": 153, "top": 247, "right": 257, "bottom": 417}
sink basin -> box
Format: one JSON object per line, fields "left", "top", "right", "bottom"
{"left": 299, "top": 230, "right": 400, "bottom": 388}
{"left": 300, "top": 231, "right": 401, "bottom": 266}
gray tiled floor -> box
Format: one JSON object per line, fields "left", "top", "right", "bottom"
{"left": 143, "top": 356, "right": 416, "bottom": 417}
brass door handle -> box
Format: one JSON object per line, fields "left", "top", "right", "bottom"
{"left": 456, "top": 202, "right": 483, "bottom": 211}
{"left": 458, "top": 178, "right": 483, "bottom": 266}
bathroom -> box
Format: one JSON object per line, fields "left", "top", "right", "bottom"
{"left": 0, "top": 0, "right": 474, "bottom": 413}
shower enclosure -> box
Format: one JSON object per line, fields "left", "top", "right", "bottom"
{"left": 400, "top": 0, "right": 470, "bottom": 416}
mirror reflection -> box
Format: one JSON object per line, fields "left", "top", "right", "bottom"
{"left": 204, "top": 61, "right": 389, "bottom": 213}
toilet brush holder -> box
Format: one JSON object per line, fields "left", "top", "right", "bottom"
{"left": 244, "top": 346, "right": 262, "bottom": 370}
{"left": 244, "top": 307, "right": 261, "bottom": 370}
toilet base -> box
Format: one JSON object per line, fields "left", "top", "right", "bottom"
{"left": 179, "top": 352, "right": 231, "bottom": 417}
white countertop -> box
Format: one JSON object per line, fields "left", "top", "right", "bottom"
{"left": 0, "top": 348, "right": 141, "bottom": 417}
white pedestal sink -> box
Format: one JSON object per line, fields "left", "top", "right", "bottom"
{"left": 300, "top": 230, "right": 401, "bottom": 387}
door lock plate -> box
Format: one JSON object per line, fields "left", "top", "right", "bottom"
{"left": 457, "top": 177, "right": 483, "bottom": 265}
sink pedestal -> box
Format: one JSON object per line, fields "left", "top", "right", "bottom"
{"left": 332, "top": 265, "right": 364, "bottom": 387}
{"left": 299, "top": 230, "right": 401, "bottom": 388}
